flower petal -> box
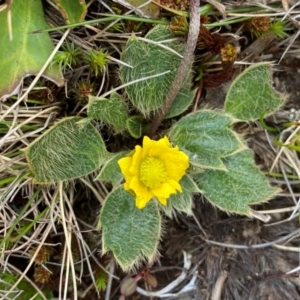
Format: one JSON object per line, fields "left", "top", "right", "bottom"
{"left": 118, "top": 136, "right": 189, "bottom": 209}
{"left": 141, "top": 136, "right": 154, "bottom": 158}
{"left": 149, "top": 136, "right": 170, "bottom": 157}
{"left": 118, "top": 157, "right": 133, "bottom": 178}
{"left": 152, "top": 181, "right": 177, "bottom": 200}
{"left": 159, "top": 136, "right": 170, "bottom": 147}
{"left": 162, "top": 151, "right": 189, "bottom": 180}
{"left": 156, "top": 196, "right": 167, "bottom": 206}
{"left": 129, "top": 145, "right": 142, "bottom": 175}
{"left": 130, "top": 176, "right": 153, "bottom": 205}
{"left": 136, "top": 195, "right": 151, "bottom": 209}
{"left": 166, "top": 178, "right": 182, "bottom": 192}
{"left": 124, "top": 179, "right": 132, "bottom": 191}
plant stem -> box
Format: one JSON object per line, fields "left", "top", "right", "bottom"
{"left": 148, "top": 0, "right": 200, "bottom": 137}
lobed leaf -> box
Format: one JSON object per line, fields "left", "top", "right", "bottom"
{"left": 168, "top": 110, "right": 245, "bottom": 170}
{"left": 193, "top": 150, "right": 280, "bottom": 215}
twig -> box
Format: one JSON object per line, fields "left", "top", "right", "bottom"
{"left": 105, "top": 259, "right": 115, "bottom": 300}
{"left": 148, "top": 0, "right": 200, "bottom": 137}
{"left": 136, "top": 251, "right": 192, "bottom": 297}
{"left": 204, "top": 228, "right": 300, "bottom": 249}
{"left": 211, "top": 271, "right": 228, "bottom": 300}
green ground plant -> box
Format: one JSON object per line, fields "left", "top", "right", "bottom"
{"left": 25, "top": 25, "right": 282, "bottom": 270}
{"left": 0, "top": 0, "right": 296, "bottom": 299}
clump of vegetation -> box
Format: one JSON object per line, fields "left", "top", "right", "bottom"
{"left": 0, "top": 0, "right": 299, "bottom": 299}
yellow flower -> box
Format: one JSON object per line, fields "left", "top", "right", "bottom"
{"left": 118, "top": 136, "right": 189, "bottom": 209}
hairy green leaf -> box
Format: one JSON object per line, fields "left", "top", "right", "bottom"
{"left": 168, "top": 110, "right": 244, "bottom": 170}
{"left": 194, "top": 150, "right": 280, "bottom": 215}
{"left": 120, "top": 25, "right": 194, "bottom": 117}
{"left": 126, "top": 116, "right": 144, "bottom": 138}
{"left": 163, "top": 175, "right": 201, "bottom": 217}
{"left": 165, "top": 84, "right": 196, "bottom": 119}
{"left": 99, "top": 187, "right": 161, "bottom": 271}
{"left": 88, "top": 93, "right": 128, "bottom": 133}
{"left": 97, "top": 151, "right": 129, "bottom": 186}
{"left": 225, "top": 63, "right": 283, "bottom": 120}
{"left": 25, "top": 117, "right": 107, "bottom": 183}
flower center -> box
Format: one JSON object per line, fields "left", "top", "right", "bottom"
{"left": 140, "top": 157, "right": 167, "bottom": 189}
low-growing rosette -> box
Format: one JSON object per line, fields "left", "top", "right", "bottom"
{"left": 118, "top": 136, "right": 189, "bottom": 209}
